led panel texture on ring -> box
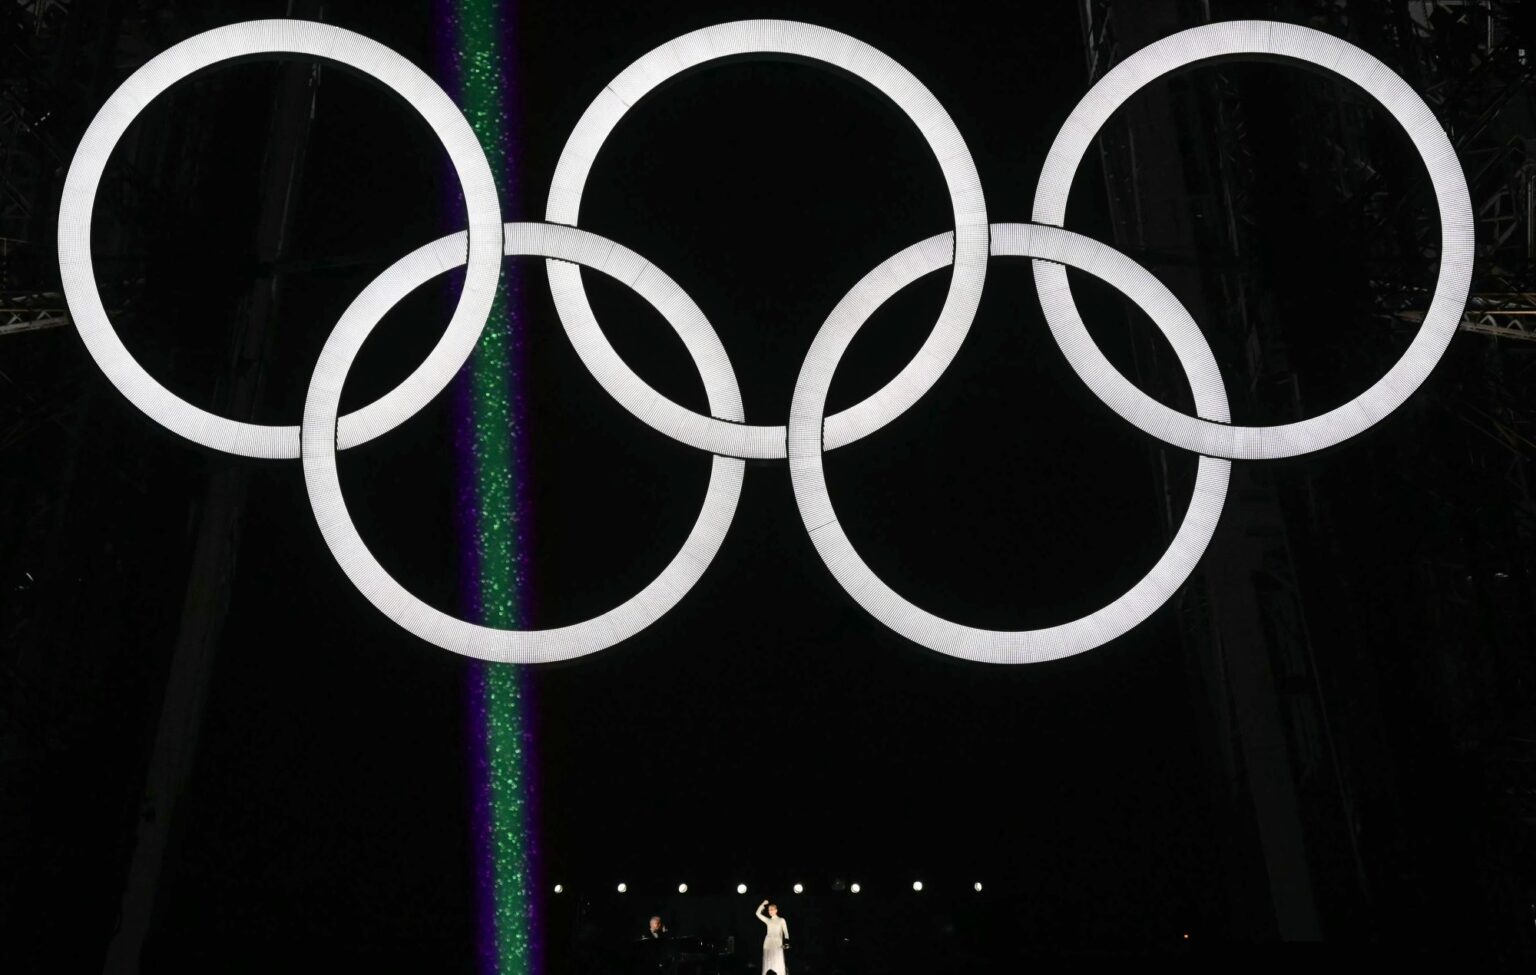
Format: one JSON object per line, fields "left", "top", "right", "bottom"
{"left": 545, "top": 19, "right": 989, "bottom": 460}
{"left": 301, "top": 223, "right": 745, "bottom": 663}
{"left": 57, "top": 19, "right": 503, "bottom": 459}
{"left": 787, "top": 224, "right": 1232, "bottom": 664}
{"left": 1032, "top": 20, "right": 1474, "bottom": 460}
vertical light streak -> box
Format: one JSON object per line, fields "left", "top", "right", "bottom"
{"left": 436, "top": 2, "right": 540, "bottom": 972}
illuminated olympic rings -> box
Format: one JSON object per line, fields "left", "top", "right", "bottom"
{"left": 59, "top": 19, "right": 1474, "bottom": 663}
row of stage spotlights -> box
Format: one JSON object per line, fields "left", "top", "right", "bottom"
{"left": 551, "top": 882, "right": 984, "bottom": 894}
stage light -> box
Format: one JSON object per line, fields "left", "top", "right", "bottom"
{"left": 850, "top": 883, "right": 861, "bottom": 894}
{"left": 737, "top": 884, "right": 748, "bottom": 894}
{"left": 553, "top": 884, "right": 563, "bottom": 894}
{"left": 974, "top": 882, "right": 983, "bottom": 892}
{"left": 678, "top": 883, "right": 688, "bottom": 894}
{"left": 617, "top": 883, "right": 627, "bottom": 893}
{"left": 793, "top": 883, "right": 804, "bottom": 894}
{"left": 913, "top": 881, "right": 923, "bottom": 892}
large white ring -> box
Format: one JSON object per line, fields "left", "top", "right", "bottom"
{"left": 787, "top": 224, "right": 1232, "bottom": 663}
{"left": 301, "top": 223, "right": 745, "bottom": 663}
{"left": 545, "top": 19, "right": 989, "bottom": 460}
{"left": 1032, "top": 21, "right": 1474, "bottom": 460}
{"left": 58, "top": 19, "right": 504, "bottom": 459}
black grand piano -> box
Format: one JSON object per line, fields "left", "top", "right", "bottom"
{"left": 631, "top": 933, "right": 734, "bottom": 974}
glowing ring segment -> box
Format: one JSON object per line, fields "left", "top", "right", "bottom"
{"left": 57, "top": 19, "right": 503, "bottom": 459}
{"left": 545, "top": 19, "right": 989, "bottom": 460}
{"left": 1032, "top": 20, "right": 1474, "bottom": 459}
{"left": 301, "top": 223, "right": 745, "bottom": 663}
{"left": 787, "top": 224, "right": 1232, "bottom": 663}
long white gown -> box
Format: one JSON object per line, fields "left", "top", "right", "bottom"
{"left": 755, "top": 904, "right": 789, "bottom": 974}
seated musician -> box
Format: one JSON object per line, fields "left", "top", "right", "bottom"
{"left": 643, "top": 915, "right": 669, "bottom": 940}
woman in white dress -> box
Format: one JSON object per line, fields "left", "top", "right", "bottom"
{"left": 754, "top": 899, "right": 789, "bottom": 974}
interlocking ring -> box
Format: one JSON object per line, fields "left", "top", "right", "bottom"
{"left": 303, "top": 224, "right": 745, "bottom": 663}
{"left": 544, "top": 20, "right": 989, "bottom": 460}
{"left": 1032, "top": 21, "right": 1474, "bottom": 459}
{"left": 788, "top": 224, "right": 1231, "bottom": 664}
{"left": 58, "top": 20, "right": 504, "bottom": 459}
{"left": 60, "top": 19, "right": 1474, "bottom": 664}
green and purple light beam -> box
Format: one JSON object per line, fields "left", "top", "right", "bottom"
{"left": 437, "top": 2, "right": 541, "bottom": 972}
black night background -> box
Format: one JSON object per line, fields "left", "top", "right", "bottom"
{"left": 2, "top": 0, "right": 1534, "bottom": 972}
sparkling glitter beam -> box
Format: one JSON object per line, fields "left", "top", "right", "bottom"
{"left": 436, "top": 1, "right": 541, "bottom": 972}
